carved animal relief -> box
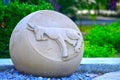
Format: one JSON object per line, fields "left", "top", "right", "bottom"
{"left": 27, "top": 23, "right": 83, "bottom": 59}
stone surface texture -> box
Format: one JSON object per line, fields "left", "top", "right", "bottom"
{"left": 9, "top": 10, "right": 84, "bottom": 77}
{"left": 94, "top": 71, "right": 120, "bottom": 80}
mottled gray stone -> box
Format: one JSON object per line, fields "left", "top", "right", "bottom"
{"left": 78, "top": 58, "right": 120, "bottom": 73}
{"left": 0, "top": 59, "right": 13, "bottom": 71}
{"left": 94, "top": 71, "right": 120, "bottom": 80}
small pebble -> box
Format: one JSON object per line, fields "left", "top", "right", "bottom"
{"left": 0, "top": 68, "right": 98, "bottom": 80}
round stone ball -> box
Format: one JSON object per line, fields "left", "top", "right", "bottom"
{"left": 10, "top": 10, "right": 84, "bottom": 77}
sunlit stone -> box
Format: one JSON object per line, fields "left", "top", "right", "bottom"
{"left": 10, "top": 10, "right": 84, "bottom": 77}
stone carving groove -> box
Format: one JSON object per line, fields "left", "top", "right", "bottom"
{"left": 27, "top": 23, "right": 82, "bottom": 59}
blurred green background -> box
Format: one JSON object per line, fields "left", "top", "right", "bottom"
{"left": 0, "top": 0, "right": 120, "bottom": 58}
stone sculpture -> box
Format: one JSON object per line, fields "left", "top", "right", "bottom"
{"left": 10, "top": 10, "right": 84, "bottom": 77}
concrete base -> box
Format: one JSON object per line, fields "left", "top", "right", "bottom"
{"left": 79, "top": 58, "right": 120, "bottom": 73}
{"left": 94, "top": 71, "right": 120, "bottom": 80}
{"left": 0, "top": 58, "right": 120, "bottom": 73}
{"left": 0, "top": 59, "right": 13, "bottom": 71}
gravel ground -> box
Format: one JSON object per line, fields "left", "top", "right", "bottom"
{"left": 0, "top": 68, "right": 99, "bottom": 80}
